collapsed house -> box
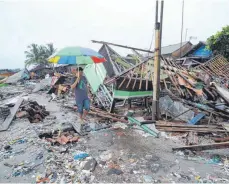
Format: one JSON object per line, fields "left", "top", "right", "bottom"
{"left": 29, "top": 64, "right": 52, "bottom": 78}
{"left": 4, "top": 69, "right": 30, "bottom": 84}
{"left": 175, "top": 41, "right": 213, "bottom": 68}
{"left": 29, "top": 64, "right": 71, "bottom": 79}
{"left": 81, "top": 40, "right": 229, "bottom": 127}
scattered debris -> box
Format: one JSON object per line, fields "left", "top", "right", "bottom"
{"left": 83, "top": 158, "right": 97, "bottom": 172}
{"left": 107, "top": 168, "right": 123, "bottom": 175}
{"left": 46, "top": 131, "right": 79, "bottom": 145}
{"left": 186, "top": 131, "right": 198, "bottom": 145}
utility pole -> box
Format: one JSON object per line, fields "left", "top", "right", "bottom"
{"left": 152, "top": 0, "right": 164, "bottom": 121}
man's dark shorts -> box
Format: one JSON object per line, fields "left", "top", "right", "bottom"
{"left": 76, "top": 99, "right": 90, "bottom": 114}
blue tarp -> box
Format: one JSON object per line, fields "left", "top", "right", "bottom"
{"left": 192, "top": 45, "right": 212, "bottom": 58}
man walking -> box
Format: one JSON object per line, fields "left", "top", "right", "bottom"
{"left": 71, "top": 67, "right": 90, "bottom": 123}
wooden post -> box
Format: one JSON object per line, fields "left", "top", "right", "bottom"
{"left": 152, "top": 0, "right": 163, "bottom": 121}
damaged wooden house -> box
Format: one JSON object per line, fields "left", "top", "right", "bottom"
{"left": 84, "top": 40, "right": 171, "bottom": 112}
{"left": 81, "top": 40, "right": 229, "bottom": 126}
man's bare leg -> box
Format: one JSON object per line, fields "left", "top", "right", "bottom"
{"left": 79, "top": 113, "right": 83, "bottom": 123}
{"left": 82, "top": 110, "right": 88, "bottom": 121}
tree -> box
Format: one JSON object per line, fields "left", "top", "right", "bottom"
{"left": 207, "top": 25, "right": 229, "bottom": 60}
{"left": 24, "top": 43, "right": 56, "bottom": 67}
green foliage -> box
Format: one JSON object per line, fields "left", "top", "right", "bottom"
{"left": 207, "top": 25, "right": 229, "bottom": 60}
{"left": 24, "top": 43, "right": 56, "bottom": 67}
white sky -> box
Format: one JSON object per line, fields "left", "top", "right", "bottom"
{"left": 0, "top": 0, "right": 228, "bottom": 69}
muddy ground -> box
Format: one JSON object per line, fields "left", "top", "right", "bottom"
{"left": 1, "top": 85, "right": 229, "bottom": 183}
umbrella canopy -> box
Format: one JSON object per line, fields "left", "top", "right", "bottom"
{"left": 48, "top": 46, "right": 106, "bottom": 65}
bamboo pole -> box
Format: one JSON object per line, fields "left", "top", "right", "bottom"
{"left": 92, "top": 40, "right": 154, "bottom": 53}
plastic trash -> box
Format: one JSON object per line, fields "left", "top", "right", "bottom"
{"left": 73, "top": 153, "right": 89, "bottom": 160}
{"left": 18, "top": 139, "right": 26, "bottom": 144}
{"left": 208, "top": 155, "right": 221, "bottom": 164}
{"left": 12, "top": 171, "right": 21, "bottom": 177}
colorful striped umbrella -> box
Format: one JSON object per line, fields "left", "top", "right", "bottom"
{"left": 48, "top": 46, "right": 106, "bottom": 65}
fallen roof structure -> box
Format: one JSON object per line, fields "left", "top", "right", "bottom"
{"left": 92, "top": 40, "right": 153, "bottom": 78}
{"left": 195, "top": 55, "right": 229, "bottom": 79}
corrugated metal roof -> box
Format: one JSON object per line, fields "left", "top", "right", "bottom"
{"left": 161, "top": 41, "right": 189, "bottom": 55}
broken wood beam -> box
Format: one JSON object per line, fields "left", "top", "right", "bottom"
{"left": 173, "top": 142, "right": 229, "bottom": 151}
{"left": 213, "top": 136, "right": 229, "bottom": 143}
{"left": 157, "top": 127, "right": 228, "bottom": 133}
{"left": 156, "top": 123, "right": 222, "bottom": 129}
{"left": 88, "top": 111, "right": 128, "bottom": 123}
{"left": 90, "top": 107, "right": 125, "bottom": 118}
{"left": 92, "top": 40, "right": 154, "bottom": 53}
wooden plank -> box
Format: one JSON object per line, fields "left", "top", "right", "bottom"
{"left": 172, "top": 142, "right": 229, "bottom": 151}
{"left": 88, "top": 111, "right": 128, "bottom": 123}
{"left": 156, "top": 128, "right": 228, "bottom": 133}
{"left": 0, "top": 98, "right": 24, "bottom": 131}
{"left": 156, "top": 123, "right": 221, "bottom": 128}
{"left": 214, "top": 136, "right": 229, "bottom": 143}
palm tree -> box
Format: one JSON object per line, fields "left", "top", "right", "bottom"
{"left": 45, "top": 43, "right": 56, "bottom": 58}
{"left": 24, "top": 43, "right": 56, "bottom": 67}
{"left": 25, "top": 44, "right": 41, "bottom": 67}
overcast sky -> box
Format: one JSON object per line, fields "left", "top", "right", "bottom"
{"left": 0, "top": 0, "right": 228, "bottom": 69}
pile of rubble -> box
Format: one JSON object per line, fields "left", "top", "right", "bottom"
{"left": 16, "top": 101, "right": 49, "bottom": 123}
